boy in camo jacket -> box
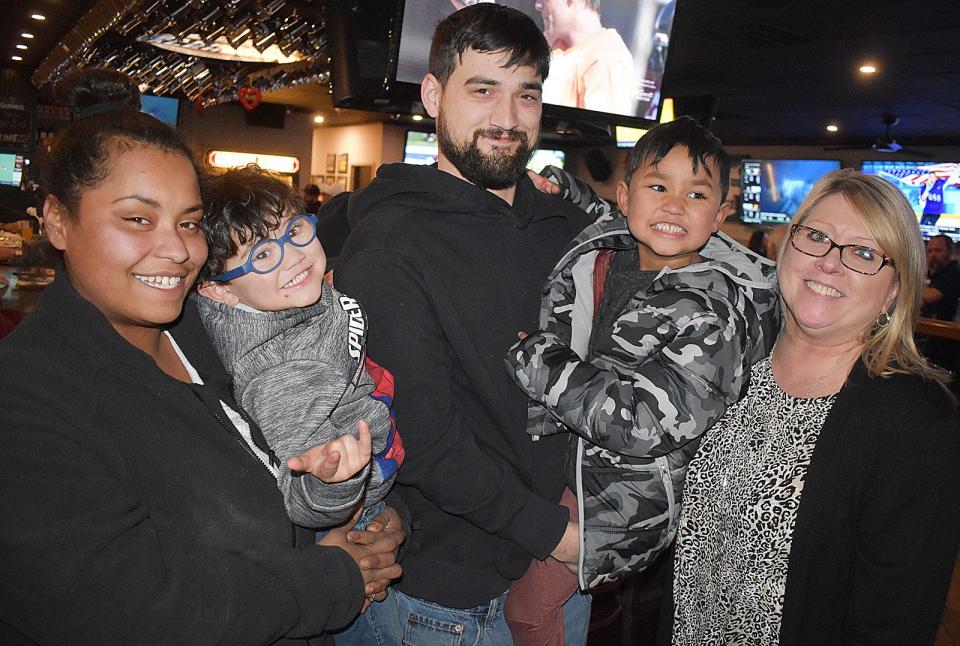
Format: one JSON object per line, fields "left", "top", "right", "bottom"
{"left": 504, "top": 117, "right": 780, "bottom": 645}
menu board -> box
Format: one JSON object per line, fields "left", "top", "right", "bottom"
{"left": 0, "top": 97, "right": 33, "bottom": 152}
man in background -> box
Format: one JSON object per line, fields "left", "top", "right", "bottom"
{"left": 335, "top": 4, "right": 592, "bottom": 644}
{"left": 302, "top": 183, "right": 322, "bottom": 214}
{"left": 535, "top": 0, "right": 635, "bottom": 114}
{"left": 920, "top": 234, "right": 960, "bottom": 373}
{"left": 922, "top": 234, "right": 960, "bottom": 321}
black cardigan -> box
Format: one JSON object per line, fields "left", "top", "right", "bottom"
{"left": 661, "top": 361, "right": 960, "bottom": 645}
{"left": 0, "top": 275, "right": 364, "bottom": 644}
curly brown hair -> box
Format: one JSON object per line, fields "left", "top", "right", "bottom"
{"left": 199, "top": 164, "right": 306, "bottom": 281}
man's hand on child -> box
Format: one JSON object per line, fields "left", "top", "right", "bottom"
{"left": 287, "top": 420, "right": 373, "bottom": 483}
{"left": 317, "top": 506, "right": 405, "bottom": 612}
{"left": 550, "top": 521, "right": 581, "bottom": 568}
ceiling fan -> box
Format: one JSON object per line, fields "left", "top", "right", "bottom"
{"left": 827, "top": 114, "right": 931, "bottom": 158}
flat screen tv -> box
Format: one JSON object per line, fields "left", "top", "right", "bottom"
{"left": 141, "top": 95, "right": 180, "bottom": 128}
{"left": 740, "top": 159, "right": 842, "bottom": 225}
{"left": 616, "top": 125, "right": 649, "bottom": 149}
{"left": 403, "top": 130, "right": 564, "bottom": 172}
{"left": 0, "top": 153, "right": 24, "bottom": 187}
{"left": 860, "top": 160, "right": 960, "bottom": 241}
{"left": 328, "top": 0, "right": 677, "bottom": 129}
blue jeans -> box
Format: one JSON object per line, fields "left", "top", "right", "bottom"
{"left": 334, "top": 586, "right": 591, "bottom": 645}
{"left": 315, "top": 500, "right": 386, "bottom": 541}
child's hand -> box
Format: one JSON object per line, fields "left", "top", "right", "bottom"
{"left": 517, "top": 331, "right": 529, "bottom": 341}
{"left": 288, "top": 420, "right": 373, "bottom": 484}
{"left": 527, "top": 169, "right": 560, "bottom": 195}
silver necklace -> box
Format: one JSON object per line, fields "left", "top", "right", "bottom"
{"left": 771, "top": 344, "right": 848, "bottom": 399}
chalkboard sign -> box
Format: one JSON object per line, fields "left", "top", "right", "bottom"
{"left": 0, "top": 97, "right": 33, "bottom": 153}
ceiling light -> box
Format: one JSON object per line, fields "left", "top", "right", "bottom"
{"left": 21, "top": 33, "right": 34, "bottom": 39}
{"left": 859, "top": 64, "right": 877, "bottom": 74}
{"left": 30, "top": 13, "right": 46, "bottom": 20}
{"left": 313, "top": 115, "right": 325, "bottom": 124}
{"left": 16, "top": 44, "right": 27, "bottom": 50}
{"left": 826, "top": 124, "right": 839, "bottom": 132}
{"left": 412, "top": 115, "right": 423, "bottom": 122}
{"left": 11, "top": 55, "right": 22, "bottom": 61}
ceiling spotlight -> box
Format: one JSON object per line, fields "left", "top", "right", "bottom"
{"left": 21, "top": 32, "right": 34, "bottom": 39}
{"left": 16, "top": 44, "right": 27, "bottom": 50}
{"left": 412, "top": 115, "right": 424, "bottom": 122}
{"left": 859, "top": 64, "right": 877, "bottom": 74}
{"left": 826, "top": 124, "right": 839, "bottom": 132}
{"left": 313, "top": 115, "right": 325, "bottom": 124}
{"left": 30, "top": 13, "right": 46, "bottom": 20}
{"left": 11, "top": 55, "right": 23, "bottom": 61}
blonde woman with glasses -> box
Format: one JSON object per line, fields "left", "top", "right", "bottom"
{"left": 666, "top": 169, "right": 960, "bottom": 646}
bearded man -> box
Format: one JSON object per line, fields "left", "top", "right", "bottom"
{"left": 334, "top": 4, "right": 593, "bottom": 644}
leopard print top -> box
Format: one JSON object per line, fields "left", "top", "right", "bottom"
{"left": 671, "top": 355, "right": 837, "bottom": 645}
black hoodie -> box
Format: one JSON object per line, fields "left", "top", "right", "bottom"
{"left": 336, "top": 163, "right": 592, "bottom": 607}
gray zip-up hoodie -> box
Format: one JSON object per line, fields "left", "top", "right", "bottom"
{"left": 506, "top": 171, "right": 779, "bottom": 589}
{"left": 193, "top": 285, "right": 402, "bottom": 529}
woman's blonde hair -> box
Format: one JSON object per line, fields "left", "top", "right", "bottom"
{"left": 778, "top": 168, "right": 948, "bottom": 382}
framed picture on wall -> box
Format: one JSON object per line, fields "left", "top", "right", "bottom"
{"left": 324, "top": 175, "right": 336, "bottom": 184}
{"left": 325, "top": 153, "right": 336, "bottom": 174}
{"left": 337, "top": 153, "right": 349, "bottom": 174}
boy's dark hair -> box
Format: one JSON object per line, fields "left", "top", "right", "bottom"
{"left": 429, "top": 3, "right": 550, "bottom": 85}
{"left": 199, "top": 164, "right": 306, "bottom": 281}
{"left": 303, "top": 183, "right": 321, "bottom": 199}
{"left": 47, "top": 68, "right": 195, "bottom": 213}
{"left": 624, "top": 116, "right": 732, "bottom": 201}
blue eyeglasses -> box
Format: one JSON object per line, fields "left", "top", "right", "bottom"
{"left": 212, "top": 213, "right": 318, "bottom": 282}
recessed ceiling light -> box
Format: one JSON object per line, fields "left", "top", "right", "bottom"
{"left": 11, "top": 55, "right": 23, "bottom": 61}
{"left": 859, "top": 64, "right": 877, "bottom": 74}
{"left": 30, "top": 13, "right": 46, "bottom": 20}
{"left": 826, "top": 124, "right": 839, "bottom": 132}
{"left": 21, "top": 33, "right": 34, "bottom": 39}
{"left": 313, "top": 115, "right": 325, "bottom": 124}
{"left": 412, "top": 115, "right": 424, "bottom": 122}
{"left": 16, "top": 44, "right": 27, "bottom": 50}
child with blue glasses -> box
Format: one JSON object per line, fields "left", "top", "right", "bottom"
{"left": 194, "top": 164, "right": 404, "bottom": 534}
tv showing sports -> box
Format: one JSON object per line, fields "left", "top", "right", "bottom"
{"left": 403, "top": 130, "right": 564, "bottom": 171}
{"left": 141, "top": 95, "right": 180, "bottom": 128}
{"left": 0, "top": 153, "right": 24, "bottom": 187}
{"left": 740, "top": 159, "right": 842, "bottom": 224}
{"left": 860, "top": 161, "right": 960, "bottom": 240}
{"left": 342, "top": 0, "right": 674, "bottom": 127}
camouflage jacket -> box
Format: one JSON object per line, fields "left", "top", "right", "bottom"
{"left": 506, "top": 174, "right": 779, "bottom": 589}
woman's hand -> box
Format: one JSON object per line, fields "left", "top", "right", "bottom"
{"left": 317, "top": 506, "right": 405, "bottom": 610}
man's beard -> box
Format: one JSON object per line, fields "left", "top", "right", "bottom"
{"left": 437, "top": 112, "right": 538, "bottom": 190}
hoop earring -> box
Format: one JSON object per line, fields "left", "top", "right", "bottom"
{"left": 875, "top": 311, "right": 891, "bottom": 330}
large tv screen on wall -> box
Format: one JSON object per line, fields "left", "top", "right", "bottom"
{"left": 327, "top": 0, "right": 677, "bottom": 130}
{"left": 860, "top": 160, "right": 960, "bottom": 241}
{"left": 740, "top": 159, "right": 841, "bottom": 225}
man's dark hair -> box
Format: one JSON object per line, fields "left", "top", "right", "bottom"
{"left": 199, "top": 164, "right": 306, "bottom": 281}
{"left": 303, "top": 184, "right": 320, "bottom": 199}
{"left": 583, "top": 0, "right": 601, "bottom": 13}
{"left": 929, "top": 233, "right": 956, "bottom": 256}
{"left": 624, "top": 116, "right": 732, "bottom": 201}
{"left": 429, "top": 3, "right": 550, "bottom": 85}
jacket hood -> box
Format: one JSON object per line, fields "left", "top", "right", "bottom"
{"left": 192, "top": 287, "right": 332, "bottom": 374}
{"left": 346, "top": 162, "right": 556, "bottom": 230}
{"left": 552, "top": 210, "right": 777, "bottom": 297}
